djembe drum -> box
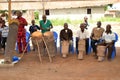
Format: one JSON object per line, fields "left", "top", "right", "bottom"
{"left": 61, "top": 41, "right": 69, "bottom": 58}
{"left": 43, "top": 31, "right": 56, "bottom": 57}
{"left": 78, "top": 39, "right": 86, "bottom": 60}
{"left": 31, "top": 31, "right": 45, "bottom": 54}
{"left": 97, "top": 46, "right": 105, "bottom": 62}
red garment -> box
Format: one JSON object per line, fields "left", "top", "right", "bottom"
{"left": 17, "top": 17, "right": 28, "bottom": 53}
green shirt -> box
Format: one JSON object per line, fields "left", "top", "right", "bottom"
{"left": 39, "top": 20, "right": 52, "bottom": 33}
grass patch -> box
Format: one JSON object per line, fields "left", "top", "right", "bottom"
{"left": 35, "top": 17, "right": 120, "bottom": 26}
{"left": 51, "top": 18, "right": 83, "bottom": 26}
{"left": 98, "top": 17, "right": 120, "bottom": 22}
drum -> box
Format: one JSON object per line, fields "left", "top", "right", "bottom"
{"left": 31, "top": 31, "right": 42, "bottom": 40}
{"left": 31, "top": 31, "right": 43, "bottom": 48}
{"left": 61, "top": 41, "right": 69, "bottom": 58}
{"left": 78, "top": 40, "right": 86, "bottom": 60}
{"left": 44, "top": 31, "right": 53, "bottom": 37}
{"left": 43, "top": 31, "right": 56, "bottom": 57}
{"left": 43, "top": 31, "right": 54, "bottom": 42}
{"left": 97, "top": 46, "right": 105, "bottom": 61}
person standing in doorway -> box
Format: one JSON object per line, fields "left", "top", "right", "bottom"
{"left": 84, "top": 16, "right": 89, "bottom": 29}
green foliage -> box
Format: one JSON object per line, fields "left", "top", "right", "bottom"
{"left": 0, "top": 10, "right": 8, "bottom": 14}
{"left": 35, "top": 19, "right": 40, "bottom": 25}
{"left": 34, "top": 11, "right": 39, "bottom": 20}
{"left": 51, "top": 18, "right": 82, "bottom": 26}
{"left": 36, "top": 17, "right": 120, "bottom": 27}
{"left": 98, "top": 17, "right": 120, "bottom": 22}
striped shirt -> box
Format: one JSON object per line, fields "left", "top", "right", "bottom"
{"left": 2, "top": 26, "right": 9, "bottom": 37}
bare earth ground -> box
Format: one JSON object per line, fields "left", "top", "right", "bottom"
{"left": 0, "top": 48, "right": 120, "bottom": 80}
{"left": 0, "top": 22, "right": 120, "bottom": 80}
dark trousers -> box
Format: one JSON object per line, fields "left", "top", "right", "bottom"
{"left": 91, "top": 39, "right": 100, "bottom": 55}
{"left": 1, "top": 37, "right": 7, "bottom": 49}
{"left": 0, "top": 37, "right": 2, "bottom": 49}
{"left": 97, "top": 42, "right": 114, "bottom": 59}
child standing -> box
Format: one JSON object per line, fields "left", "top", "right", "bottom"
{"left": 1, "top": 20, "right": 9, "bottom": 53}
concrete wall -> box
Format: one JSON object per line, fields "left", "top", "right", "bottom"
{"left": 39, "top": 7, "right": 105, "bottom": 20}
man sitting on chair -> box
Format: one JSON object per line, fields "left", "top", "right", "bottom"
{"left": 90, "top": 21, "right": 104, "bottom": 58}
{"left": 97, "top": 24, "right": 115, "bottom": 62}
{"left": 76, "top": 23, "right": 89, "bottom": 60}
{"left": 60, "top": 23, "right": 73, "bottom": 58}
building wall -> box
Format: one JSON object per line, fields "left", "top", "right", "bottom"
{"left": 39, "top": 7, "right": 105, "bottom": 20}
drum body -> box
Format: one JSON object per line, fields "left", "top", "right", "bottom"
{"left": 31, "top": 31, "right": 45, "bottom": 55}
{"left": 43, "top": 31, "right": 56, "bottom": 57}
{"left": 78, "top": 40, "right": 85, "bottom": 59}
{"left": 61, "top": 41, "right": 69, "bottom": 58}
{"left": 97, "top": 46, "right": 105, "bottom": 61}
{"left": 31, "top": 31, "right": 56, "bottom": 57}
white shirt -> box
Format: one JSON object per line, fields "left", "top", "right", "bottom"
{"left": 102, "top": 32, "right": 115, "bottom": 43}
{"left": 2, "top": 26, "right": 9, "bottom": 37}
{"left": 76, "top": 29, "right": 89, "bottom": 39}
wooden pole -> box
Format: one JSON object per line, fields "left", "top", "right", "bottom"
{"left": 8, "top": 0, "right": 11, "bottom": 26}
{"left": 42, "top": 37, "right": 52, "bottom": 63}
{"left": 36, "top": 39, "right": 43, "bottom": 64}
{"left": 42, "top": 0, "right": 45, "bottom": 15}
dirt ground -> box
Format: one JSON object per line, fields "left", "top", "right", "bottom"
{"left": 0, "top": 22, "right": 120, "bottom": 80}
{"left": 0, "top": 47, "right": 120, "bottom": 80}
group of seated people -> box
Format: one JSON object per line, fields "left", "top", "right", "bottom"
{"left": 59, "top": 21, "right": 116, "bottom": 62}
{"left": 29, "top": 15, "right": 116, "bottom": 62}
{"left": 0, "top": 11, "right": 117, "bottom": 62}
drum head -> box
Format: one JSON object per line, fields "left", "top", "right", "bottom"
{"left": 31, "top": 31, "right": 42, "bottom": 39}
{"left": 44, "top": 31, "right": 53, "bottom": 37}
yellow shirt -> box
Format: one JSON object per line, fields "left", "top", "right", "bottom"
{"left": 91, "top": 27, "right": 104, "bottom": 40}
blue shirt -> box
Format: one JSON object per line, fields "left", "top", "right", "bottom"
{"left": 29, "top": 25, "right": 40, "bottom": 34}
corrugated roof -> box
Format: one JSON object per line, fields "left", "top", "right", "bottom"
{"left": 0, "top": 0, "right": 119, "bottom": 10}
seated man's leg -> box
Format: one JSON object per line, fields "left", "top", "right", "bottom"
{"left": 76, "top": 37, "right": 79, "bottom": 54}
{"left": 85, "top": 39, "right": 89, "bottom": 54}
{"left": 91, "top": 39, "right": 97, "bottom": 55}
{"left": 69, "top": 40, "right": 74, "bottom": 53}
{"left": 107, "top": 43, "right": 114, "bottom": 60}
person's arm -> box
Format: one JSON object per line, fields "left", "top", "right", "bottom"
{"left": 46, "top": 20, "right": 53, "bottom": 31}
{"left": 20, "top": 18, "right": 28, "bottom": 26}
{"left": 60, "top": 30, "right": 64, "bottom": 41}
{"left": 37, "top": 25, "right": 40, "bottom": 30}
{"left": 29, "top": 26, "right": 32, "bottom": 33}
{"left": 24, "top": 19, "right": 28, "bottom": 26}
{"left": 69, "top": 29, "right": 73, "bottom": 41}
{"left": 109, "top": 33, "right": 116, "bottom": 44}
{"left": 50, "top": 23, "right": 53, "bottom": 29}
{"left": 90, "top": 28, "right": 94, "bottom": 39}
{"left": 85, "top": 30, "right": 90, "bottom": 40}
{"left": 39, "top": 21, "right": 44, "bottom": 30}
